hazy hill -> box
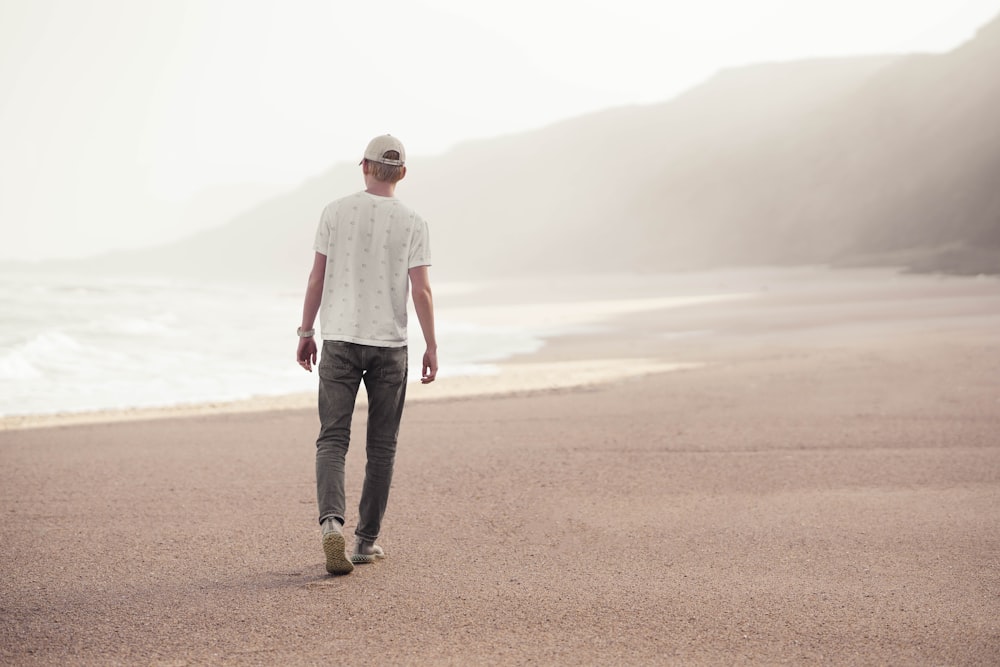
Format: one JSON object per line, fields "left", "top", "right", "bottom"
{"left": 28, "top": 14, "right": 1000, "bottom": 283}
{"left": 615, "top": 13, "right": 1000, "bottom": 275}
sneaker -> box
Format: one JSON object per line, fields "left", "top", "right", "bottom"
{"left": 351, "top": 539, "right": 386, "bottom": 565}
{"left": 322, "top": 518, "right": 354, "bottom": 575}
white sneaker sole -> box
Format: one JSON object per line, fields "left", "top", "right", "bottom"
{"left": 323, "top": 531, "right": 354, "bottom": 575}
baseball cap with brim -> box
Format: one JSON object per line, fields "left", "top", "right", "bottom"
{"left": 362, "top": 134, "right": 406, "bottom": 166}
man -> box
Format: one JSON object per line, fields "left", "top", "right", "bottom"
{"left": 296, "top": 134, "right": 437, "bottom": 575}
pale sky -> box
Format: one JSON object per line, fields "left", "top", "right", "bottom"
{"left": 1, "top": 0, "right": 998, "bottom": 261}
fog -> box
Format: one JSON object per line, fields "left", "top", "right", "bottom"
{"left": 1, "top": 0, "right": 998, "bottom": 264}
{"left": 3, "top": 2, "right": 999, "bottom": 417}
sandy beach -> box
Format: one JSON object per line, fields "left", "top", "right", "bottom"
{"left": 2, "top": 268, "right": 999, "bottom": 665}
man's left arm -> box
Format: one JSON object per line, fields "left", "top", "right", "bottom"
{"left": 297, "top": 252, "right": 327, "bottom": 372}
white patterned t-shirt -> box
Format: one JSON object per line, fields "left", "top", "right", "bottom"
{"left": 313, "top": 191, "right": 431, "bottom": 347}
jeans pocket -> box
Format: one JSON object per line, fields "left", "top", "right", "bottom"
{"left": 319, "top": 342, "right": 356, "bottom": 380}
{"left": 378, "top": 347, "right": 408, "bottom": 383}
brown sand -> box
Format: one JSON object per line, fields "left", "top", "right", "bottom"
{"left": 1, "top": 269, "right": 999, "bottom": 665}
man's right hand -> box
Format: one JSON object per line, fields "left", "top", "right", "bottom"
{"left": 421, "top": 348, "right": 438, "bottom": 384}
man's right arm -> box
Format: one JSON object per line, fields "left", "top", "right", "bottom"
{"left": 408, "top": 265, "right": 437, "bottom": 384}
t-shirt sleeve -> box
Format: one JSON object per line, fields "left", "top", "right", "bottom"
{"left": 408, "top": 218, "right": 431, "bottom": 268}
{"left": 313, "top": 206, "right": 331, "bottom": 254}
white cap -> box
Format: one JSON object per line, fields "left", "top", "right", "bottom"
{"left": 362, "top": 134, "right": 406, "bottom": 166}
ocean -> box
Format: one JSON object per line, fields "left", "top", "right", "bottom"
{"left": 0, "top": 272, "right": 545, "bottom": 417}
{"left": 1, "top": 269, "right": 762, "bottom": 418}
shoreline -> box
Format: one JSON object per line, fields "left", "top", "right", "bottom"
{"left": 5, "top": 265, "right": 998, "bottom": 432}
{"left": 1, "top": 268, "right": 757, "bottom": 432}
{"left": 0, "top": 357, "right": 703, "bottom": 431}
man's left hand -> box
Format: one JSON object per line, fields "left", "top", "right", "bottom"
{"left": 297, "top": 337, "right": 317, "bottom": 372}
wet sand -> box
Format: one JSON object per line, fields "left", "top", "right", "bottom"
{"left": 1, "top": 269, "right": 999, "bottom": 665}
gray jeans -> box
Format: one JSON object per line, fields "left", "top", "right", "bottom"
{"left": 316, "top": 340, "right": 408, "bottom": 542}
